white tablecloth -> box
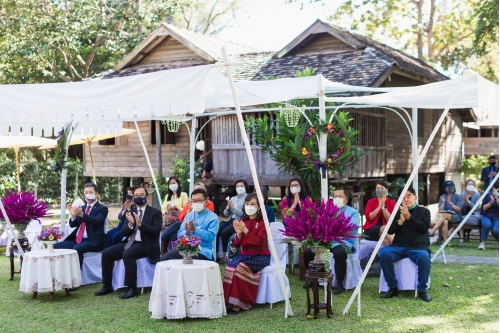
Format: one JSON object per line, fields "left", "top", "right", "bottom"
{"left": 19, "top": 249, "right": 82, "bottom": 293}
{"left": 149, "top": 260, "right": 226, "bottom": 320}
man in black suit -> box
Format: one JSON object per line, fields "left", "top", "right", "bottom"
{"left": 95, "top": 185, "right": 162, "bottom": 299}
{"left": 54, "top": 182, "right": 108, "bottom": 268}
{"left": 481, "top": 155, "right": 498, "bottom": 191}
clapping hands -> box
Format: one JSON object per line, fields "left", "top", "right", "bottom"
{"left": 399, "top": 205, "right": 411, "bottom": 220}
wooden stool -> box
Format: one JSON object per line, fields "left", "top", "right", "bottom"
{"left": 9, "top": 239, "right": 31, "bottom": 281}
{"left": 305, "top": 270, "right": 333, "bottom": 319}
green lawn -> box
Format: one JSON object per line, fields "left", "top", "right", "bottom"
{"left": 0, "top": 247, "right": 498, "bottom": 333}
{"left": 430, "top": 238, "right": 499, "bottom": 258}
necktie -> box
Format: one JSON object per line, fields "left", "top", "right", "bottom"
{"left": 124, "top": 209, "right": 142, "bottom": 250}
{"left": 76, "top": 205, "right": 91, "bottom": 244}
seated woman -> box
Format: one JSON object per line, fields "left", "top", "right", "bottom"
{"left": 161, "top": 176, "right": 189, "bottom": 227}
{"left": 429, "top": 180, "right": 463, "bottom": 245}
{"left": 223, "top": 193, "right": 270, "bottom": 314}
{"left": 363, "top": 181, "right": 396, "bottom": 245}
{"left": 280, "top": 178, "right": 311, "bottom": 218}
{"left": 160, "top": 182, "right": 214, "bottom": 252}
{"left": 478, "top": 181, "right": 499, "bottom": 250}
{"left": 458, "top": 179, "right": 482, "bottom": 243}
{"left": 217, "top": 179, "right": 248, "bottom": 262}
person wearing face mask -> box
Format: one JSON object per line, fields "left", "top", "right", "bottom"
{"left": 302, "top": 189, "right": 360, "bottom": 294}
{"left": 223, "top": 193, "right": 271, "bottom": 314}
{"left": 380, "top": 187, "right": 432, "bottom": 302}
{"left": 161, "top": 176, "right": 189, "bottom": 215}
{"left": 429, "top": 180, "right": 463, "bottom": 245}
{"left": 363, "top": 181, "right": 396, "bottom": 245}
{"left": 96, "top": 186, "right": 162, "bottom": 299}
{"left": 54, "top": 182, "right": 108, "bottom": 272}
{"left": 218, "top": 179, "right": 249, "bottom": 263}
{"left": 481, "top": 155, "right": 498, "bottom": 191}
{"left": 160, "top": 188, "right": 219, "bottom": 261}
{"left": 280, "top": 178, "right": 311, "bottom": 218}
{"left": 478, "top": 181, "right": 499, "bottom": 250}
{"left": 458, "top": 180, "right": 482, "bottom": 243}
{"left": 107, "top": 186, "right": 136, "bottom": 246}
{"left": 160, "top": 182, "right": 215, "bottom": 254}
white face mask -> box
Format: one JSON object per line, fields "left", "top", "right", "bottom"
{"left": 236, "top": 187, "right": 246, "bottom": 195}
{"left": 466, "top": 185, "right": 475, "bottom": 192}
{"left": 169, "top": 183, "right": 179, "bottom": 192}
{"left": 85, "top": 193, "right": 96, "bottom": 202}
{"left": 245, "top": 205, "right": 258, "bottom": 216}
{"left": 192, "top": 202, "right": 204, "bottom": 213}
{"left": 333, "top": 197, "right": 345, "bottom": 209}
{"left": 290, "top": 187, "right": 301, "bottom": 194}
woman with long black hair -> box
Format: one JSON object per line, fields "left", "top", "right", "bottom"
{"left": 280, "top": 178, "right": 310, "bottom": 217}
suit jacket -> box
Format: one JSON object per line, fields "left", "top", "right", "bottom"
{"left": 121, "top": 205, "right": 162, "bottom": 264}
{"left": 481, "top": 165, "right": 499, "bottom": 190}
{"left": 68, "top": 201, "right": 108, "bottom": 250}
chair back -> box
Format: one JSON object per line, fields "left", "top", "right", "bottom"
{"left": 268, "top": 222, "right": 287, "bottom": 270}
{"left": 103, "top": 218, "right": 109, "bottom": 234}
{"left": 212, "top": 237, "right": 217, "bottom": 261}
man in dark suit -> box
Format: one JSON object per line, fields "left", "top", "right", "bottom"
{"left": 54, "top": 182, "right": 108, "bottom": 269}
{"left": 481, "top": 155, "right": 498, "bottom": 191}
{"left": 95, "top": 185, "right": 162, "bottom": 299}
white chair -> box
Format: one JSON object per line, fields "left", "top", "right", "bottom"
{"left": 331, "top": 238, "right": 362, "bottom": 290}
{"left": 256, "top": 222, "right": 291, "bottom": 308}
{"left": 359, "top": 239, "right": 379, "bottom": 260}
{"left": 80, "top": 218, "right": 108, "bottom": 285}
{"left": 112, "top": 257, "right": 156, "bottom": 291}
{"left": 379, "top": 257, "right": 431, "bottom": 297}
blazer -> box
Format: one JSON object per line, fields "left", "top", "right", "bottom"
{"left": 481, "top": 165, "right": 499, "bottom": 190}
{"left": 68, "top": 201, "right": 108, "bottom": 250}
{"left": 121, "top": 205, "right": 162, "bottom": 264}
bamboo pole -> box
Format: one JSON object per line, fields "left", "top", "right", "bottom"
{"left": 86, "top": 140, "right": 97, "bottom": 184}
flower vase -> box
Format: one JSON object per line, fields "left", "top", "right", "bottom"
{"left": 43, "top": 241, "right": 57, "bottom": 253}
{"left": 308, "top": 246, "right": 327, "bottom": 272}
{"left": 179, "top": 251, "right": 196, "bottom": 265}
{"left": 14, "top": 223, "right": 29, "bottom": 239}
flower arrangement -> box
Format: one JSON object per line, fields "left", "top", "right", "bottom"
{"left": 172, "top": 234, "right": 202, "bottom": 255}
{"left": 54, "top": 122, "right": 72, "bottom": 172}
{"left": 282, "top": 198, "right": 358, "bottom": 270}
{"left": 37, "top": 226, "right": 64, "bottom": 242}
{"left": 0, "top": 190, "right": 51, "bottom": 225}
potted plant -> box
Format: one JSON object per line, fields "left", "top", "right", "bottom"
{"left": 282, "top": 198, "right": 357, "bottom": 271}
{"left": 171, "top": 234, "right": 202, "bottom": 265}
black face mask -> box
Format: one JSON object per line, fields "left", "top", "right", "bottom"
{"left": 490, "top": 162, "right": 496, "bottom": 167}
{"left": 134, "top": 197, "right": 147, "bottom": 206}
{"left": 126, "top": 194, "right": 133, "bottom": 201}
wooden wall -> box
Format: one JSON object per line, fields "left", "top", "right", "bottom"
{"left": 140, "top": 36, "right": 205, "bottom": 64}
{"left": 292, "top": 33, "right": 351, "bottom": 55}
{"left": 464, "top": 137, "right": 499, "bottom": 156}
{"left": 445, "top": 112, "right": 464, "bottom": 173}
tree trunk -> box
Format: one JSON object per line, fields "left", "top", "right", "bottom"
{"left": 416, "top": 0, "right": 424, "bottom": 61}
{"left": 427, "top": 0, "right": 436, "bottom": 60}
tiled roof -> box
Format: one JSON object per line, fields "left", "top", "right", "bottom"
{"left": 103, "top": 59, "right": 210, "bottom": 79}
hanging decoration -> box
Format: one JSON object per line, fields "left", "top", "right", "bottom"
{"left": 279, "top": 103, "right": 305, "bottom": 128}
{"left": 161, "top": 114, "right": 185, "bottom": 133}
{"left": 54, "top": 122, "right": 72, "bottom": 172}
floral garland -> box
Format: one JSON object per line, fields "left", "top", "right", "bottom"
{"left": 54, "top": 122, "right": 72, "bottom": 172}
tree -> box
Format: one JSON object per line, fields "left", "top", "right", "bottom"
{"left": 0, "top": 0, "right": 184, "bottom": 84}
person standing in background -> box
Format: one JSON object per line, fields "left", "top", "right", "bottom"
{"left": 481, "top": 155, "right": 498, "bottom": 191}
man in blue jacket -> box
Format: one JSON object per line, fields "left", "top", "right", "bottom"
{"left": 481, "top": 155, "right": 498, "bottom": 191}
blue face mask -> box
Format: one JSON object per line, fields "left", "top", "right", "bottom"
{"left": 126, "top": 194, "right": 133, "bottom": 201}
{"left": 134, "top": 197, "right": 147, "bottom": 206}
{"left": 446, "top": 188, "right": 455, "bottom": 195}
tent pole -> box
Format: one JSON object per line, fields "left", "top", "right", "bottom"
{"left": 60, "top": 124, "right": 75, "bottom": 231}
{"left": 412, "top": 108, "right": 419, "bottom": 196}
{"left": 431, "top": 173, "right": 499, "bottom": 262}
{"left": 342, "top": 56, "right": 476, "bottom": 316}
{"left": 189, "top": 115, "right": 197, "bottom": 195}
{"left": 134, "top": 121, "right": 162, "bottom": 207}
{"left": 318, "top": 75, "right": 329, "bottom": 201}
{"left": 0, "top": 200, "right": 24, "bottom": 256}
{"left": 14, "top": 146, "right": 21, "bottom": 192}
{"left": 221, "top": 47, "right": 293, "bottom": 318}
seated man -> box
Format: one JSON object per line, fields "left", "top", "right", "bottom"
{"left": 107, "top": 186, "right": 136, "bottom": 246}
{"left": 161, "top": 188, "right": 219, "bottom": 261}
{"left": 95, "top": 186, "right": 162, "bottom": 299}
{"left": 478, "top": 180, "right": 499, "bottom": 250}
{"left": 54, "top": 182, "right": 108, "bottom": 269}
{"left": 303, "top": 189, "right": 360, "bottom": 294}
{"left": 380, "top": 186, "right": 432, "bottom": 302}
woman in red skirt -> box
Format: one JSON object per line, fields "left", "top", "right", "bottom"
{"left": 223, "top": 193, "right": 270, "bottom": 314}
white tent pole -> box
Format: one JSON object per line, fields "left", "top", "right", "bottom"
{"left": 60, "top": 124, "right": 75, "bottom": 231}
{"left": 189, "top": 115, "right": 197, "bottom": 195}
{"left": 0, "top": 202, "right": 24, "bottom": 256}
{"left": 134, "top": 121, "right": 162, "bottom": 207}
{"left": 342, "top": 56, "right": 475, "bottom": 316}
{"left": 431, "top": 173, "right": 499, "bottom": 262}
{"left": 412, "top": 108, "right": 419, "bottom": 198}
{"left": 318, "top": 75, "right": 329, "bottom": 201}
{"left": 221, "top": 47, "right": 293, "bottom": 318}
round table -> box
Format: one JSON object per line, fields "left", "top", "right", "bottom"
{"left": 19, "top": 249, "right": 82, "bottom": 301}
{"left": 149, "top": 260, "right": 226, "bottom": 320}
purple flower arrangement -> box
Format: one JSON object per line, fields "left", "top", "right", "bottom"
{"left": 0, "top": 190, "right": 51, "bottom": 224}
{"left": 38, "top": 226, "right": 64, "bottom": 241}
{"left": 282, "top": 198, "right": 357, "bottom": 248}
{"left": 172, "top": 234, "right": 202, "bottom": 254}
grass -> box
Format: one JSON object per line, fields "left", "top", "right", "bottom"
{"left": 0, "top": 246, "right": 498, "bottom": 333}
{"left": 430, "top": 238, "right": 499, "bottom": 258}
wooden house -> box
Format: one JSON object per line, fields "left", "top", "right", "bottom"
{"left": 89, "top": 20, "right": 475, "bottom": 210}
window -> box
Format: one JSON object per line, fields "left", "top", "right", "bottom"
{"left": 151, "top": 121, "right": 175, "bottom": 145}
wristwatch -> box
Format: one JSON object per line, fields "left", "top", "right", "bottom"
{"left": 382, "top": 205, "right": 386, "bottom": 210}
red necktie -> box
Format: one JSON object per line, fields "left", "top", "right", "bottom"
{"left": 76, "top": 205, "right": 91, "bottom": 244}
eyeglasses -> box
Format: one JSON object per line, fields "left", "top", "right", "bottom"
{"left": 134, "top": 194, "right": 147, "bottom": 198}
{"left": 192, "top": 200, "right": 205, "bottom": 204}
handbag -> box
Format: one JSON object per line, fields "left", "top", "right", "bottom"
{"left": 163, "top": 206, "right": 180, "bottom": 228}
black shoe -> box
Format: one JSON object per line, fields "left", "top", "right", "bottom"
{"left": 332, "top": 285, "right": 346, "bottom": 294}
{"left": 119, "top": 288, "right": 139, "bottom": 299}
{"left": 418, "top": 291, "right": 432, "bottom": 302}
{"left": 94, "top": 286, "right": 114, "bottom": 296}
{"left": 381, "top": 288, "right": 399, "bottom": 298}
{"left": 227, "top": 308, "right": 242, "bottom": 314}
{"left": 69, "top": 287, "right": 80, "bottom": 292}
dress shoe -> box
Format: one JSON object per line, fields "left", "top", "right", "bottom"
{"left": 69, "top": 287, "right": 79, "bottom": 292}
{"left": 418, "top": 291, "right": 432, "bottom": 302}
{"left": 120, "top": 288, "right": 139, "bottom": 299}
{"left": 332, "top": 285, "right": 346, "bottom": 294}
{"left": 381, "top": 288, "right": 399, "bottom": 298}
{"left": 94, "top": 286, "right": 114, "bottom": 296}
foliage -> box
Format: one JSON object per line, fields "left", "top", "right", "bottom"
{"left": 461, "top": 153, "right": 493, "bottom": 191}
{"left": 472, "top": 0, "right": 499, "bottom": 56}
{"left": 53, "top": 123, "right": 72, "bottom": 172}
{"left": 172, "top": 234, "right": 201, "bottom": 254}
{"left": 37, "top": 226, "right": 63, "bottom": 241}
{"left": 282, "top": 199, "right": 357, "bottom": 269}
{"left": 168, "top": 150, "right": 202, "bottom": 192}
{"left": 0, "top": 152, "right": 17, "bottom": 194}
{"left": 385, "top": 177, "right": 427, "bottom": 199}
{"left": 0, "top": 190, "right": 51, "bottom": 224}
{"left": 155, "top": 171, "right": 171, "bottom": 198}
